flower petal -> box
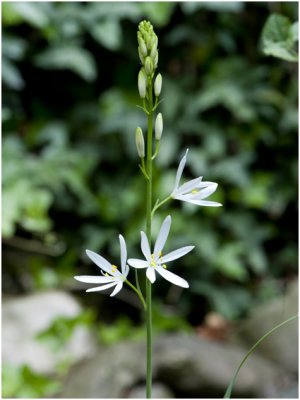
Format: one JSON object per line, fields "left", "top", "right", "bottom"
{"left": 127, "top": 258, "right": 149, "bottom": 268}
{"left": 156, "top": 265, "right": 189, "bottom": 288}
{"left": 146, "top": 267, "right": 156, "bottom": 283}
{"left": 191, "top": 183, "right": 218, "bottom": 199}
{"left": 141, "top": 231, "right": 151, "bottom": 260}
{"left": 110, "top": 282, "right": 123, "bottom": 297}
{"left": 154, "top": 215, "right": 171, "bottom": 257}
{"left": 180, "top": 198, "right": 222, "bottom": 207}
{"left": 74, "top": 275, "right": 114, "bottom": 284}
{"left": 172, "top": 149, "right": 189, "bottom": 193}
{"left": 175, "top": 177, "right": 203, "bottom": 196}
{"left": 86, "top": 282, "right": 117, "bottom": 292}
{"left": 86, "top": 249, "right": 112, "bottom": 273}
{"left": 119, "top": 234, "right": 127, "bottom": 275}
{"left": 161, "top": 246, "right": 195, "bottom": 263}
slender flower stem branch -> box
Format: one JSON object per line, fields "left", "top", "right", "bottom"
{"left": 151, "top": 141, "right": 160, "bottom": 160}
{"left": 151, "top": 195, "right": 172, "bottom": 219}
{"left": 125, "top": 280, "right": 146, "bottom": 310}
{"left": 146, "top": 80, "right": 153, "bottom": 398}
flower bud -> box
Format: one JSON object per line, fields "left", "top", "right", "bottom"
{"left": 135, "top": 127, "right": 145, "bottom": 158}
{"left": 155, "top": 113, "right": 163, "bottom": 140}
{"left": 145, "top": 56, "right": 153, "bottom": 76}
{"left": 154, "top": 73, "right": 162, "bottom": 97}
{"left": 153, "top": 52, "right": 158, "bottom": 69}
{"left": 138, "top": 70, "right": 147, "bottom": 98}
{"left": 138, "top": 47, "right": 145, "bottom": 64}
{"left": 138, "top": 36, "right": 147, "bottom": 57}
{"left": 150, "top": 37, "right": 158, "bottom": 60}
{"left": 145, "top": 57, "right": 153, "bottom": 75}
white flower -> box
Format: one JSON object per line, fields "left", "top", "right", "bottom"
{"left": 74, "top": 235, "right": 129, "bottom": 297}
{"left": 171, "top": 149, "right": 222, "bottom": 207}
{"left": 128, "top": 215, "right": 193, "bottom": 288}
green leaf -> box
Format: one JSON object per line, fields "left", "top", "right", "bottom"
{"left": 2, "top": 35, "right": 27, "bottom": 60}
{"left": 139, "top": 2, "right": 175, "bottom": 26}
{"left": 34, "top": 46, "right": 97, "bottom": 82}
{"left": 261, "top": 14, "right": 298, "bottom": 62}
{"left": 2, "top": 2, "right": 49, "bottom": 28}
{"left": 2, "top": 58, "right": 24, "bottom": 90}
{"left": 214, "top": 243, "right": 248, "bottom": 282}
{"left": 90, "top": 19, "right": 122, "bottom": 50}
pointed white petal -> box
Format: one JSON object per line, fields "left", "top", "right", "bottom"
{"left": 86, "top": 249, "right": 112, "bottom": 273}
{"left": 125, "top": 265, "right": 130, "bottom": 276}
{"left": 110, "top": 282, "right": 123, "bottom": 297}
{"left": 119, "top": 234, "right": 127, "bottom": 275}
{"left": 175, "top": 177, "right": 203, "bottom": 196}
{"left": 86, "top": 282, "right": 117, "bottom": 292}
{"left": 127, "top": 258, "right": 149, "bottom": 268}
{"left": 146, "top": 267, "right": 156, "bottom": 283}
{"left": 191, "top": 184, "right": 218, "bottom": 199}
{"left": 141, "top": 231, "right": 151, "bottom": 260}
{"left": 156, "top": 265, "right": 189, "bottom": 288}
{"left": 154, "top": 215, "right": 171, "bottom": 257}
{"left": 180, "top": 198, "right": 222, "bottom": 207}
{"left": 74, "top": 275, "right": 114, "bottom": 284}
{"left": 161, "top": 246, "right": 195, "bottom": 263}
{"left": 172, "top": 149, "right": 189, "bottom": 193}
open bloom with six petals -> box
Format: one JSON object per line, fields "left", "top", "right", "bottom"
{"left": 171, "top": 149, "right": 222, "bottom": 207}
{"left": 74, "top": 235, "right": 129, "bottom": 297}
{"left": 128, "top": 215, "right": 193, "bottom": 288}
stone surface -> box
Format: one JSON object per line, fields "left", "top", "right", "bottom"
{"left": 128, "top": 383, "right": 174, "bottom": 398}
{"left": 233, "top": 280, "right": 298, "bottom": 374}
{"left": 59, "top": 333, "right": 286, "bottom": 398}
{"left": 2, "top": 290, "right": 97, "bottom": 374}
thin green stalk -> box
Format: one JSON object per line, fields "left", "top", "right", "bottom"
{"left": 146, "top": 80, "right": 153, "bottom": 398}
{"left": 151, "top": 195, "right": 172, "bottom": 219}
{"left": 224, "top": 314, "right": 298, "bottom": 398}
{"left": 125, "top": 280, "right": 146, "bottom": 310}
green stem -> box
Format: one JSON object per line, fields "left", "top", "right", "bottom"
{"left": 224, "top": 314, "right": 298, "bottom": 398}
{"left": 151, "top": 140, "right": 160, "bottom": 160}
{"left": 145, "top": 81, "right": 153, "bottom": 398}
{"left": 125, "top": 280, "right": 146, "bottom": 310}
{"left": 151, "top": 195, "right": 172, "bottom": 219}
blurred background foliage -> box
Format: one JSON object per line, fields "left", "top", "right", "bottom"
{"left": 2, "top": 1, "right": 298, "bottom": 396}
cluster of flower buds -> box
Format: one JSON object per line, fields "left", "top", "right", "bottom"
{"left": 136, "top": 21, "right": 164, "bottom": 159}
{"left": 138, "top": 20, "right": 158, "bottom": 74}
{"left": 137, "top": 21, "right": 162, "bottom": 100}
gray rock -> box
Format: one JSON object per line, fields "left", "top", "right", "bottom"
{"left": 233, "top": 280, "right": 298, "bottom": 374}
{"left": 2, "top": 290, "right": 97, "bottom": 374}
{"left": 59, "top": 333, "right": 285, "bottom": 398}
{"left": 128, "top": 383, "right": 174, "bottom": 398}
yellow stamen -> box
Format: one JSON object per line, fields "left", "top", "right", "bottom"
{"left": 192, "top": 189, "right": 199, "bottom": 194}
{"left": 163, "top": 264, "right": 167, "bottom": 269}
{"left": 150, "top": 254, "right": 156, "bottom": 268}
{"left": 111, "top": 264, "right": 118, "bottom": 273}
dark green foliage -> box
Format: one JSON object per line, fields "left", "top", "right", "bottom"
{"left": 3, "top": 2, "right": 298, "bottom": 319}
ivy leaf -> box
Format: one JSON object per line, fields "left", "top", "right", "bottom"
{"left": 90, "top": 19, "right": 122, "bottom": 50}
{"left": 261, "top": 13, "right": 298, "bottom": 62}
{"left": 34, "top": 46, "right": 97, "bottom": 82}
{"left": 2, "top": 2, "right": 49, "bottom": 28}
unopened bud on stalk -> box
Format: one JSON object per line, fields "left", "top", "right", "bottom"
{"left": 135, "top": 127, "right": 145, "bottom": 158}
{"left": 138, "top": 70, "right": 147, "bottom": 98}
{"left": 154, "top": 73, "right": 162, "bottom": 97}
{"left": 155, "top": 113, "right": 163, "bottom": 140}
{"left": 138, "top": 35, "right": 147, "bottom": 56}
{"left": 145, "top": 56, "right": 154, "bottom": 76}
{"left": 150, "top": 37, "right": 158, "bottom": 60}
{"left": 153, "top": 52, "right": 158, "bottom": 69}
